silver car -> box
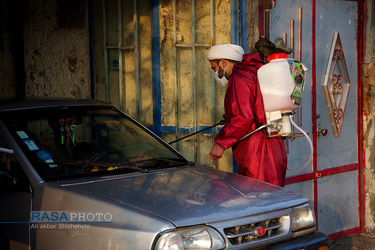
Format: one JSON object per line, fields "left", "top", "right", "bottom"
{"left": 0, "top": 99, "right": 328, "bottom": 250}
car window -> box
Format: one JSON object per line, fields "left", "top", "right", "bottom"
{"left": 2, "top": 107, "right": 185, "bottom": 181}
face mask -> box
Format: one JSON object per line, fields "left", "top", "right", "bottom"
{"left": 214, "top": 62, "right": 228, "bottom": 87}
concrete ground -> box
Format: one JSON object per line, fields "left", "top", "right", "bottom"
{"left": 329, "top": 234, "right": 375, "bottom": 249}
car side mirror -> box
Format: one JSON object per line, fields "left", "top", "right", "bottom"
{"left": 0, "top": 147, "right": 17, "bottom": 188}
{"left": 0, "top": 170, "right": 18, "bottom": 188}
{"left": 0, "top": 169, "right": 12, "bottom": 179}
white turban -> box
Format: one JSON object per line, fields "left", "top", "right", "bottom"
{"left": 207, "top": 44, "right": 244, "bottom": 62}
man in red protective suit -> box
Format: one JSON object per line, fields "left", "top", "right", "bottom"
{"left": 207, "top": 44, "right": 287, "bottom": 187}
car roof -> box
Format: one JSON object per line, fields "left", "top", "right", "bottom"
{"left": 0, "top": 98, "right": 111, "bottom": 112}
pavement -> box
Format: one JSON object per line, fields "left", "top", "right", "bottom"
{"left": 328, "top": 234, "right": 375, "bottom": 249}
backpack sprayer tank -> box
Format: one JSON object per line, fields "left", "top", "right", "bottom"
{"left": 257, "top": 53, "right": 307, "bottom": 137}
{"left": 257, "top": 53, "right": 313, "bottom": 172}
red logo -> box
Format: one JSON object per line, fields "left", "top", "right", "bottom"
{"left": 255, "top": 226, "right": 266, "bottom": 236}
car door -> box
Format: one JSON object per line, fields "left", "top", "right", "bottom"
{"left": 0, "top": 140, "right": 31, "bottom": 250}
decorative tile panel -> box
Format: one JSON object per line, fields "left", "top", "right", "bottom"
{"left": 323, "top": 32, "right": 351, "bottom": 137}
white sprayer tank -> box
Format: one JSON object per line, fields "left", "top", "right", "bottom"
{"left": 257, "top": 53, "right": 307, "bottom": 134}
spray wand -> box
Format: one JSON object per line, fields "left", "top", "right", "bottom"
{"left": 168, "top": 119, "right": 225, "bottom": 145}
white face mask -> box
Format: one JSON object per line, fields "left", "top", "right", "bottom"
{"left": 214, "top": 62, "right": 228, "bottom": 87}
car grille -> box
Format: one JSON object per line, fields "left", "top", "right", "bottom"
{"left": 223, "top": 216, "right": 288, "bottom": 246}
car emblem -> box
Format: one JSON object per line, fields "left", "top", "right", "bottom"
{"left": 255, "top": 226, "right": 266, "bottom": 236}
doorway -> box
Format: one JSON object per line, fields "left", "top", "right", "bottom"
{"left": 267, "top": 0, "right": 363, "bottom": 238}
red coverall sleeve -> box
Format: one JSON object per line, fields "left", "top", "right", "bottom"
{"left": 215, "top": 72, "right": 258, "bottom": 149}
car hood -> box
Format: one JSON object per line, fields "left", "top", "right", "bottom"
{"left": 57, "top": 166, "right": 308, "bottom": 227}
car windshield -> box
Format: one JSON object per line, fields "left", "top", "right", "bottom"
{"left": 2, "top": 106, "right": 186, "bottom": 180}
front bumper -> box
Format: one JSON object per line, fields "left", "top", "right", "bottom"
{"left": 267, "top": 231, "right": 329, "bottom": 250}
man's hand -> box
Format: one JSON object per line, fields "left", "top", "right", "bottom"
{"left": 209, "top": 143, "right": 225, "bottom": 160}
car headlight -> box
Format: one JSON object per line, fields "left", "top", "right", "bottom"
{"left": 291, "top": 203, "right": 316, "bottom": 232}
{"left": 154, "top": 226, "right": 226, "bottom": 250}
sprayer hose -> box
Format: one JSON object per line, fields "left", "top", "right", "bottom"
{"left": 287, "top": 116, "right": 313, "bottom": 172}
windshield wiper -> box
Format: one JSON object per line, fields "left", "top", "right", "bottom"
{"left": 129, "top": 157, "right": 191, "bottom": 171}
{"left": 53, "top": 160, "right": 148, "bottom": 174}
{"left": 47, "top": 158, "right": 190, "bottom": 181}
